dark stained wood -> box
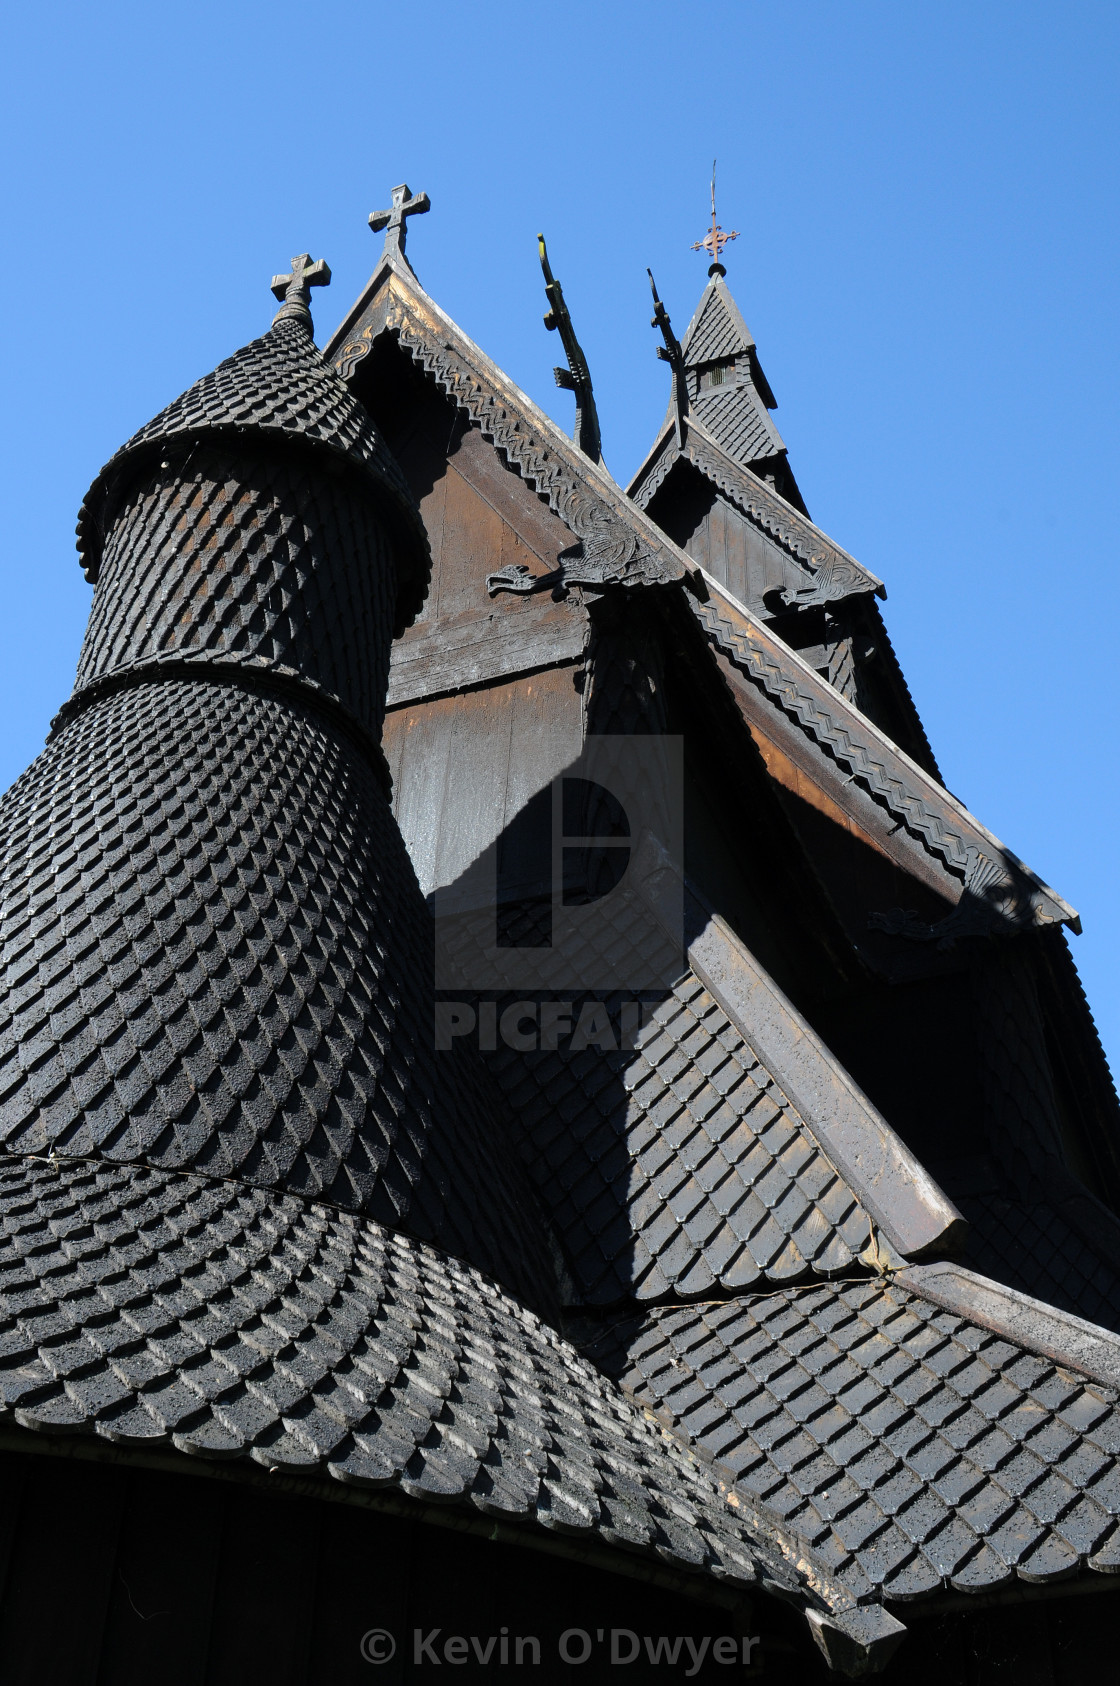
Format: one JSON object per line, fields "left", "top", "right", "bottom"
{"left": 385, "top": 666, "right": 584, "bottom": 898}
{"left": 651, "top": 460, "right": 801, "bottom": 611}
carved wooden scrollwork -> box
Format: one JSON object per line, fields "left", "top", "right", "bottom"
{"left": 867, "top": 850, "right": 1055, "bottom": 949}
{"left": 634, "top": 427, "right": 884, "bottom": 612}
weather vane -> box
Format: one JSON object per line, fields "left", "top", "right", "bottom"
{"left": 691, "top": 159, "right": 738, "bottom": 276}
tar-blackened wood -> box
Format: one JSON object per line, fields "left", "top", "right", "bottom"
{"left": 206, "top": 1491, "right": 324, "bottom": 1686}
{"left": 3, "top": 211, "right": 1119, "bottom": 1686}
{"left": 99, "top": 1469, "right": 224, "bottom": 1686}
{"left": 0, "top": 1458, "right": 125, "bottom": 1686}
{"left": 384, "top": 666, "right": 584, "bottom": 898}
{"left": 0, "top": 1455, "right": 818, "bottom": 1686}
{"left": 0, "top": 1452, "right": 1116, "bottom": 1683}
{"left": 648, "top": 458, "right": 793, "bottom": 610}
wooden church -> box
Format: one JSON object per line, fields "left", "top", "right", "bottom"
{"left": 0, "top": 183, "right": 1117, "bottom": 1681}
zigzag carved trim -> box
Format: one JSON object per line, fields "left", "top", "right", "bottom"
{"left": 334, "top": 293, "right": 682, "bottom": 592}
{"left": 694, "top": 594, "right": 1066, "bottom": 933}
{"left": 685, "top": 435, "right": 884, "bottom": 599}
{"left": 633, "top": 427, "right": 884, "bottom": 604}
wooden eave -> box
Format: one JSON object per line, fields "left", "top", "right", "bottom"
{"left": 324, "top": 255, "right": 690, "bottom": 596}
{"left": 694, "top": 569, "right": 1079, "bottom": 939}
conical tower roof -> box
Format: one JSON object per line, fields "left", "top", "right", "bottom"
{"left": 76, "top": 316, "right": 430, "bottom": 631}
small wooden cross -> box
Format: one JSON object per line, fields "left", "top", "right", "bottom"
{"left": 691, "top": 160, "right": 738, "bottom": 276}
{"left": 369, "top": 183, "right": 430, "bottom": 260}
{"left": 270, "top": 253, "right": 332, "bottom": 327}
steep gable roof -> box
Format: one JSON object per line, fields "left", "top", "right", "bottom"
{"left": 630, "top": 413, "right": 885, "bottom": 611}
{"left": 689, "top": 570, "right": 1077, "bottom": 946}
{"left": 326, "top": 249, "right": 686, "bottom": 599}
{"left": 325, "top": 256, "right": 1074, "bottom": 947}
{"left": 483, "top": 887, "right": 964, "bottom": 1307}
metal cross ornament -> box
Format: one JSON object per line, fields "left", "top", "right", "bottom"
{"left": 369, "top": 183, "right": 431, "bottom": 260}
{"left": 691, "top": 160, "right": 738, "bottom": 276}
{"left": 270, "top": 253, "right": 332, "bottom": 329}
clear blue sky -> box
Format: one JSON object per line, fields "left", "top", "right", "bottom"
{"left": 3, "top": 2, "right": 1118, "bottom": 1067}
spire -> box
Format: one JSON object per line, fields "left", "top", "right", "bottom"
{"left": 269, "top": 251, "right": 331, "bottom": 331}
{"left": 676, "top": 273, "right": 790, "bottom": 476}
{"left": 538, "top": 233, "right": 602, "bottom": 464}
{"left": 368, "top": 181, "right": 430, "bottom": 267}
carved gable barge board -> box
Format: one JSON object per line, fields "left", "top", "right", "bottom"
{"left": 628, "top": 415, "right": 885, "bottom": 607}
{"left": 692, "top": 572, "right": 1078, "bottom": 940}
{"left": 325, "top": 252, "right": 688, "bottom": 595}
{"left": 635, "top": 424, "right": 944, "bottom": 782}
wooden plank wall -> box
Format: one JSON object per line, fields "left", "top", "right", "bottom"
{"left": 387, "top": 416, "right": 586, "bottom": 706}
{"left": 384, "top": 667, "right": 584, "bottom": 900}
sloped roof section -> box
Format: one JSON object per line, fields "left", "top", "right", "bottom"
{"left": 490, "top": 973, "right": 880, "bottom": 1306}
{"left": 324, "top": 251, "right": 688, "bottom": 597}
{"left": 584, "top": 1274, "right": 1120, "bottom": 1606}
{"left": 0, "top": 674, "right": 555, "bottom": 1313}
{"left": 961, "top": 1192, "right": 1120, "bottom": 1336}
{"left": 692, "top": 573, "right": 1077, "bottom": 941}
{"left": 0, "top": 1151, "right": 806, "bottom": 1606}
{"left": 485, "top": 901, "right": 962, "bottom": 1306}
{"left": 678, "top": 277, "right": 786, "bottom": 469}
{"left": 628, "top": 419, "right": 885, "bottom": 611}
{"left": 691, "top": 380, "right": 786, "bottom": 465}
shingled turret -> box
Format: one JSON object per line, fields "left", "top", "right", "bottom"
{"left": 0, "top": 260, "right": 554, "bottom": 1310}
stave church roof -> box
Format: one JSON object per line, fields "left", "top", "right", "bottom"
{"left": 1, "top": 194, "right": 1119, "bottom": 1680}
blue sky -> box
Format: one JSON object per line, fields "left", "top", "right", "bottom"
{"left": 2, "top": 1, "right": 1118, "bottom": 1066}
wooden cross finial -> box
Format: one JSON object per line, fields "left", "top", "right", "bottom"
{"left": 691, "top": 159, "right": 738, "bottom": 277}
{"left": 369, "top": 183, "right": 431, "bottom": 263}
{"left": 270, "top": 253, "right": 332, "bottom": 330}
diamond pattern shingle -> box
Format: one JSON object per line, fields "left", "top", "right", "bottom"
{"left": 583, "top": 1280, "right": 1120, "bottom": 1602}
{"left": 74, "top": 446, "right": 396, "bottom": 739}
{"left": 76, "top": 319, "right": 427, "bottom": 621}
{"left": 0, "top": 676, "right": 555, "bottom": 1312}
{"left": 488, "top": 973, "right": 875, "bottom": 1304}
{"left": 691, "top": 380, "right": 785, "bottom": 466}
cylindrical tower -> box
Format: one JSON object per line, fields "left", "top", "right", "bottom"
{"left": 0, "top": 262, "right": 554, "bottom": 1311}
